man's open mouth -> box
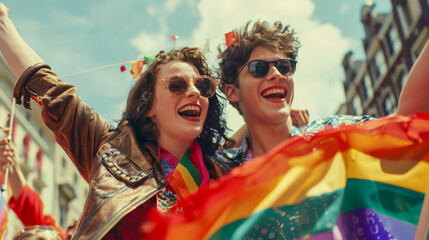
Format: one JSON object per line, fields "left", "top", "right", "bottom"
{"left": 261, "top": 87, "right": 287, "bottom": 99}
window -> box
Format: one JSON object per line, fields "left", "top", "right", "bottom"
{"left": 399, "top": 71, "right": 409, "bottom": 90}
{"left": 353, "top": 95, "right": 363, "bottom": 115}
{"left": 22, "top": 135, "right": 30, "bottom": 162}
{"left": 369, "top": 59, "right": 379, "bottom": 81}
{"left": 59, "top": 191, "right": 70, "bottom": 228}
{"left": 74, "top": 174, "right": 78, "bottom": 187}
{"left": 386, "top": 25, "right": 402, "bottom": 57}
{"left": 410, "top": 28, "right": 429, "bottom": 63}
{"left": 61, "top": 158, "right": 67, "bottom": 180}
{"left": 369, "top": 50, "right": 387, "bottom": 82}
{"left": 364, "top": 24, "right": 372, "bottom": 41}
{"left": 397, "top": 1, "right": 412, "bottom": 36}
{"left": 362, "top": 74, "right": 374, "bottom": 100}
{"left": 383, "top": 92, "right": 397, "bottom": 115}
{"left": 375, "top": 50, "right": 387, "bottom": 81}
{"left": 58, "top": 183, "right": 76, "bottom": 228}
{"left": 36, "top": 150, "right": 43, "bottom": 177}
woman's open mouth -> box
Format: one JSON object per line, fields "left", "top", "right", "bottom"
{"left": 178, "top": 104, "right": 201, "bottom": 121}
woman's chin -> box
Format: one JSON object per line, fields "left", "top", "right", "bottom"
{"left": 182, "top": 126, "right": 204, "bottom": 139}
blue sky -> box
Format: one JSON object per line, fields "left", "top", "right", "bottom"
{"left": 2, "top": 0, "right": 391, "bottom": 134}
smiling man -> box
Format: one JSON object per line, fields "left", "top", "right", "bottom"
{"left": 217, "top": 20, "right": 373, "bottom": 163}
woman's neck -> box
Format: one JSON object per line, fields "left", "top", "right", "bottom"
{"left": 157, "top": 135, "right": 193, "bottom": 160}
{"left": 247, "top": 117, "right": 293, "bottom": 157}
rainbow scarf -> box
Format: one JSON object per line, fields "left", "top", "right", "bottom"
{"left": 144, "top": 114, "right": 429, "bottom": 239}
{"left": 160, "top": 141, "right": 210, "bottom": 199}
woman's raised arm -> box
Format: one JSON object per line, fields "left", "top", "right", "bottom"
{"left": 0, "top": 3, "right": 43, "bottom": 78}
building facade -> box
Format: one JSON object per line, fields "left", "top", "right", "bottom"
{"left": 338, "top": 0, "right": 429, "bottom": 117}
{"left": 0, "top": 57, "right": 87, "bottom": 238}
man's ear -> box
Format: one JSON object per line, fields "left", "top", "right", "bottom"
{"left": 225, "top": 84, "right": 240, "bottom": 102}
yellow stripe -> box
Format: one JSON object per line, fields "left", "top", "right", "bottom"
{"left": 344, "top": 148, "right": 429, "bottom": 194}
{"left": 202, "top": 149, "right": 429, "bottom": 238}
{"left": 176, "top": 164, "right": 199, "bottom": 194}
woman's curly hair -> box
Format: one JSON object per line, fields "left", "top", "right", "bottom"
{"left": 218, "top": 20, "right": 301, "bottom": 114}
{"left": 117, "top": 47, "right": 229, "bottom": 155}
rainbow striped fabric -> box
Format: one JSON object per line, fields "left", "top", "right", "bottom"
{"left": 0, "top": 192, "right": 8, "bottom": 239}
{"left": 144, "top": 114, "right": 429, "bottom": 240}
{"left": 160, "top": 141, "right": 210, "bottom": 200}
{"left": 169, "top": 150, "right": 201, "bottom": 198}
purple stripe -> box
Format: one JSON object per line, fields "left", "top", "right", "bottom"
{"left": 297, "top": 231, "right": 335, "bottom": 240}
{"left": 337, "top": 208, "right": 417, "bottom": 239}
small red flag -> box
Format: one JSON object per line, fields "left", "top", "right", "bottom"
{"left": 225, "top": 30, "right": 238, "bottom": 48}
{"left": 120, "top": 65, "right": 126, "bottom": 72}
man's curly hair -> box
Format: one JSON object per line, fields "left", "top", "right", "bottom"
{"left": 218, "top": 20, "right": 301, "bottom": 114}
{"left": 118, "top": 47, "right": 229, "bottom": 155}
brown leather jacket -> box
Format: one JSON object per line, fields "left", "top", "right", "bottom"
{"left": 13, "top": 66, "right": 234, "bottom": 239}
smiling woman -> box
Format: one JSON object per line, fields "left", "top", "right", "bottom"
{"left": 0, "top": 3, "right": 236, "bottom": 239}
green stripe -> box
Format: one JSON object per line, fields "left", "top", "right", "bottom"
{"left": 341, "top": 178, "right": 424, "bottom": 225}
{"left": 210, "top": 179, "right": 425, "bottom": 239}
{"left": 210, "top": 190, "right": 344, "bottom": 240}
{"left": 179, "top": 149, "right": 200, "bottom": 186}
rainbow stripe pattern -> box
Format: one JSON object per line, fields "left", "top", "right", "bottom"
{"left": 145, "top": 114, "right": 429, "bottom": 240}
{"left": 169, "top": 147, "right": 210, "bottom": 199}
{"left": 0, "top": 192, "right": 8, "bottom": 239}
{"left": 169, "top": 150, "right": 201, "bottom": 198}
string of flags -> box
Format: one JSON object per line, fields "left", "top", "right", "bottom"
{"left": 120, "top": 53, "right": 157, "bottom": 79}
{"left": 60, "top": 30, "right": 238, "bottom": 80}
{"left": 120, "top": 34, "right": 179, "bottom": 79}
{"left": 120, "top": 31, "right": 238, "bottom": 79}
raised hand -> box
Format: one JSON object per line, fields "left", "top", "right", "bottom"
{"left": 0, "top": 137, "right": 27, "bottom": 199}
{"left": 291, "top": 108, "right": 309, "bottom": 128}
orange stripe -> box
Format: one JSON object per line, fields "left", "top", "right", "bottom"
{"left": 169, "top": 165, "right": 199, "bottom": 198}
{"left": 176, "top": 164, "right": 199, "bottom": 194}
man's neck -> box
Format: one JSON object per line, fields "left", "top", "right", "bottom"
{"left": 247, "top": 117, "right": 293, "bottom": 157}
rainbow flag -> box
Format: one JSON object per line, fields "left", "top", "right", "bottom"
{"left": 144, "top": 114, "right": 429, "bottom": 239}
{"left": 0, "top": 192, "right": 8, "bottom": 239}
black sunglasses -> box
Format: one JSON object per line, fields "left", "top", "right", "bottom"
{"left": 238, "top": 58, "right": 297, "bottom": 78}
{"left": 162, "top": 74, "right": 218, "bottom": 98}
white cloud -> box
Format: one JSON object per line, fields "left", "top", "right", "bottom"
{"left": 164, "top": 0, "right": 181, "bottom": 13}
{"left": 146, "top": 0, "right": 181, "bottom": 16}
{"left": 147, "top": 6, "right": 157, "bottom": 16}
{"left": 340, "top": 3, "right": 351, "bottom": 14}
{"left": 130, "top": 18, "right": 170, "bottom": 54}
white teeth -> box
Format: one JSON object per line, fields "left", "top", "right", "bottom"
{"left": 262, "top": 88, "right": 285, "bottom": 97}
{"left": 178, "top": 105, "right": 200, "bottom": 113}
